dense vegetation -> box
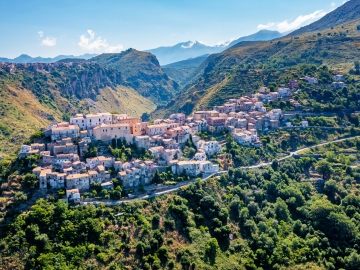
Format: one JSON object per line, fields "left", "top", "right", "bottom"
{"left": 2, "top": 153, "right": 360, "bottom": 269}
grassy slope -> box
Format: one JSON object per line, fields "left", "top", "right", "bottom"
{"left": 92, "top": 85, "right": 156, "bottom": 118}
{"left": 153, "top": 19, "right": 360, "bottom": 118}
{"left": 0, "top": 83, "right": 63, "bottom": 157}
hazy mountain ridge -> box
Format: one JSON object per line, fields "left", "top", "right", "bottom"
{"left": 0, "top": 53, "right": 98, "bottom": 63}
{"left": 147, "top": 30, "right": 284, "bottom": 65}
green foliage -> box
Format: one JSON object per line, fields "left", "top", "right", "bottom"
{"left": 315, "top": 159, "right": 333, "bottom": 179}
{"left": 109, "top": 139, "right": 154, "bottom": 162}
{"left": 84, "top": 144, "right": 98, "bottom": 159}
{"left": 2, "top": 150, "right": 360, "bottom": 269}
{"left": 13, "top": 191, "right": 27, "bottom": 202}
{"left": 62, "top": 113, "right": 71, "bottom": 122}
{"left": 21, "top": 173, "right": 38, "bottom": 189}
{"left": 29, "top": 130, "right": 44, "bottom": 142}
{"left": 0, "top": 122, "right": 11, "bottom": 136}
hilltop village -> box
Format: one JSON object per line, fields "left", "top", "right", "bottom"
{"left": 18, "top": 80, "right": 320, "bottom": 203}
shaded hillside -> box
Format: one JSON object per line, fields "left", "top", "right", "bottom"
{"left": 92, "top": 49, "right": 180, "bottom": 104}
{"left": 163, "top": 55, "right": 209, "bottom": 69}
{"left": 0, "top": 63, "right": 155, "bottom": 157}
{"left": 287, "top": 0, "right": 360, "bottom": 37}
{"left": 162, "top": 55, "right": 209, "bottom": 86}
{"left": 153, "top": 19, "right": 360, "bottom": 118}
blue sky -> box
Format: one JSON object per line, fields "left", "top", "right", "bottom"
{"left": 0, "top": 0, "right": 347, "bottom": 58}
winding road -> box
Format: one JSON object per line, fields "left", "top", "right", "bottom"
{"left": 81, "top": 135, "right": 360, "bottom": 206}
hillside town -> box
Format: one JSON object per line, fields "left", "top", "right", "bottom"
{"left": 18, "top": 81, "right": 319, "bottom": 203}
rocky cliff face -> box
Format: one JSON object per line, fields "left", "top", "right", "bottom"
{"left": 1, "top": 62, "right": 125, "bottom": 101}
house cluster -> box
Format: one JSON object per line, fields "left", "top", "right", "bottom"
{"left": 301, "top": 74, "right": 345, "bottom": 89}
{"left": 19, "top": 111, "right": 223, "bottom": 198}
{"left": 200, "top": 84, "right": 296, "bottom": 146}
{"left": 20, "top": 138, "right": 116, "bottom": 203}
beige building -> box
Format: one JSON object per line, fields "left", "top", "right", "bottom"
{"left": 146, "top": 124, "right": 168, "bottom": 136}
{"left": 93, "top": 124, "right": 133, "bottom": 143}
{"left": 66, "top": 173, "right": 90, "bottom": 190}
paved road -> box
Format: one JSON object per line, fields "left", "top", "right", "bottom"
{"left": 81, "top": 135, "right": 360, "bottom": 206}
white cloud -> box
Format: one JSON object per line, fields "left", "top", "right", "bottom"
{"left": 258, "top": 9, "right": 328, "bottom": 32}
{"left": 78, "top": 30, "right": 123, "bottom": 53}
{"left": 331, "top": 1, "right": 336, "bottom": 7}
{"left": 215, "top": 39, "right": 234, "bottom": 47}
{"left": 105, "top": 44, "right": 124, "bottom": 53}
{"left": 41, "top": 37, "right": 56, "bottom": 46}
{"left": 38, "top": 31, "right": 44, "bottom": 38}
{"left": 181, "top": 41, "right": 196, "bottom": 49}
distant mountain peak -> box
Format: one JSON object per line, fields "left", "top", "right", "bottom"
{"left": 147, "top": 30, "right": 284, "bottom": 65}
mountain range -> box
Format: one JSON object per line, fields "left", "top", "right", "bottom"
{"left": 0, "top": 53, "right": 98, "bottom": 64}
{"left": 147, "top": 30, "right": 284, "bottom": 65}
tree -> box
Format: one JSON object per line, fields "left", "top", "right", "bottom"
{"left": 355, "top": 61, "right": 360, "bottom": 74}
{"left": 205, "top": 238, "right": 219, "bottom": 263}
{"left": 22, "top": 173, "right": 38, "bottom": 189}
{"left": 315, "top": 159, "right": 333, "bottom": 179}
{"left": 274, "top": 198, "right": 290, "bottom": 221}
{"left": 345, "top": 251, "right": 360, "bottom": 270}
{"left": 271, "top": 160, "right": 279, "bottom": 171}
{"left": 152, "top": 170, "right": 161, "bottom": 184}
{"left": 29, "top": 130, "right": 44, "bottom": 142}
{"left": 14, "top": 191, "right": 27, "bottom": 202}
{"left": 324, "top": 180, "right": 340, "bottom": 200}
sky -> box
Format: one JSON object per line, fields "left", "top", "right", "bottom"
{"left": 0, "top": 0, "right": 348, "bottom": 58}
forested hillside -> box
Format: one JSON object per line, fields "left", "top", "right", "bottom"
{"left": 1, "top": 153, "right": 360, "bottom": 269}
